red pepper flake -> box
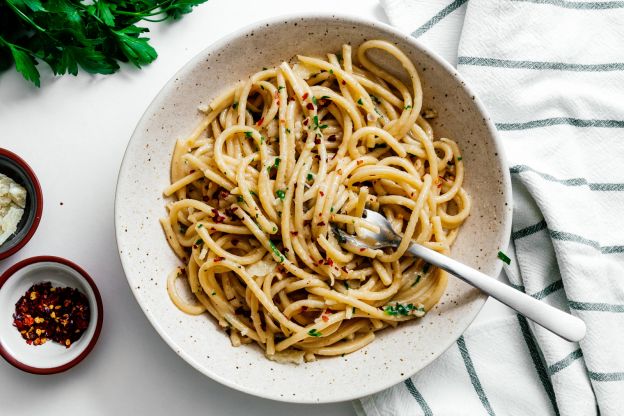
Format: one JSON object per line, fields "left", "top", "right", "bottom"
{"left": 319, "top": 191, "right": 325, "bottom": 196}
{"left": 212, "top": 208, "right": 226, "bottom": 223}
{"left": 317, "top": 259, "right": 324, "bottom": 265}
{"left": 290, "top": 231, "right": 299, "bottom": 236}
{"left": 326, "top": 258, "right": 334, "bottom": 266}
{"left": 341, "top": 80, "right": 346, "bottom": 85}
{"left": 356, "top": 160, "right": 363, "bottom": 165}
{"left": 314, "top": 138, "right": 321, "bottom": 145}
{"left": 213, "top": 257, "right": 225, "bottom": 263}
{"left": 12, "top": 282, "right": 90, "bottom": 349}
{"left": 302, "top": 92, "right": 309, "bottom": 100}
{"left": 359, "top": 248, "right": 366, "bottom": 252}
{"left": 322, "top": 315, "right": 329, "bottom": 322}
{"left": 303, "top": 117, "right": 309, "bottom": 126}
{"left": 306, "top": 103, "right": 314, "bottom": 110}
{"left": 256, "top": 117, "right": 264, "bottom": 126}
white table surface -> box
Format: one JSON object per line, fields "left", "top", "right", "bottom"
{"left": 0, "top": 1, "right": 513, "bottom": 414}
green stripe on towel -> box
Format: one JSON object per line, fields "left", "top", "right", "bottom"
{"left": 457, "top": 336, "right": 496, "bottom": 416}
{"left": 517, "top": 315, "right": 560, "bottom": 416}
{"left": 496, "top": 118, "right": 624, "bottom": 130}
{"left": 458, "top": 56, "right": 624, "bottom": 71}
{"left": 548, "top": 349, "right": 583, "bottom": 375}
{"left": 510, "top": 165, "right": 624, "bottom": 191}
{"left": 512, "top": 220, "right": 548, "bottom": 240}
{"left": 549, "top": 230, "right": 624, "bottom": 254}
{"left": 568, "top": 301, "right": 624, "bottom": 312}
{"left": 514, "top": 0, "right": 624, "bottom": 10}
{"left": 588, "top": 371, "right": 624, "bottom": 381}
{"left": 404, "top": 379, "right": 433, "bottom": 416}
{"left": 412, "top": 0, "right": 468, "bottom": 37}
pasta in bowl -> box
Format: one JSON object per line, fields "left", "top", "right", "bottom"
{"left": 161, "top": 40, "right": 470, "bottom": 363}
{"left": 116, "top": 14, "right": 511, "bottom": 403}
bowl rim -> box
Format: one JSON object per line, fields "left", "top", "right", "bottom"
{"left": 115, "top": 12, "right": 512, "bottom": 403}
{"left": 0, "top": 148, "right": 44, "bottom": 261}
{"left": 0, "top": 255, "right": 104, "bottom": 375}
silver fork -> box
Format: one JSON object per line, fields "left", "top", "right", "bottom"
{"left": 332, "top": 209, "right": 586, "bottom": 342}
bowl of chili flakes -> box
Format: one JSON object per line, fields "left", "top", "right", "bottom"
{"left": 0, "top": 256, "right": 103, "bottom": 374}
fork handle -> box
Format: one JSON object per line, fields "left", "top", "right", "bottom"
{"left": 406, "top": 243, "right": 586, "bottom": 342}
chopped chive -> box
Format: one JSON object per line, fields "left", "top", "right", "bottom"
{"left": 307, "top": 328, "right": 322, "bottom": 337}
{"left": 276, "top": 189, "right": 286, "bottom": 200}
{"left": 197, "top": 224, "right": 203, "bottom": 228}
{"left": 357, "top": 98, "right": 363, "bottom": 106}
{"left": 244, "top": 131, "right": 253, "bottom": 138}
{"left": 312, "top": 96, "right": 317, "bottom": 105}
{"left": 321, "top": 95, "right": 330, "bottom": 99}
{"left": 278, "top": 85, "right": 285, "bottom": 91}
{"left": 404, "top": 105, "right": 412, "bottom": 110}
{"left": 329, "top": 69, "right": 334, "bottom": 74}
{"left": 457, "top": 156, "right": 463, "bottom": 161}
{"left": 498, "top": 251, "right": 511, "bottom": 265}
{"left": 269, "top": 241, "right": 285, "bottom": 263}
{"left": 307, "top": 173, "right": 314, "bottom": 181}
{"left": 411, "top": 275, "right": 422, "bottom": 287}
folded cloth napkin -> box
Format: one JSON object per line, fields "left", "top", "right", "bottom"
{"left": 355, "top": 1, "right": 624, "bottom": 415}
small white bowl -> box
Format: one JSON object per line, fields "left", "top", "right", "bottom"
{"left": 0, "top": 256, "right": 103, "bottom": 374}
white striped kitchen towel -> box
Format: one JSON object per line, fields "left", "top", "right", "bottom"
{"left": 355, "top": 1, "right": 624, "bottom": 415}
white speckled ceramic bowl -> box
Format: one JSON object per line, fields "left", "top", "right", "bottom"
{"left": 115, "top": 14, "right": 512, "bottom": 403}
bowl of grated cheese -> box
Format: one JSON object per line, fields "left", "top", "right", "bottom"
{"left": 0, "top": 148, "right": 43, "bottom": 261}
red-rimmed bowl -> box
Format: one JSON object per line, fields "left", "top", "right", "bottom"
{"left": 0, "top": 148, "right": 43, "bottom": 260}
{"left": 0, "top": 256, "right": 103, "bottom": 374}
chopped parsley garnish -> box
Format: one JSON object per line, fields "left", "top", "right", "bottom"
{"left": 250, "top": 190, "right": 257, "bottom": 197}
{"left": 260, "top": 136, "right": 265, "bottom": 144}
{"left": 457, "top": 156, "right": 463, "bottom": 161}
{"left": 384, "top": 303, "right": 417, "bottom": 316}
{"left": 330, "top": 207, "right": 334, "bottom": 213}
{"left": 211, "top": 291, "right": 216, "bottom": 296}
{"left": 411, "top": 275, "right": 422, "bottom": 287}
{"left": 268, "top": 241, "right": 285, "bottom": 263}
{"left": 237, "top": 195, "right": 244, "bottom": 203}
{"left": 307, "top": 173, "right": 314, "bottom": 181}
{"left": 244, "top": 131, "right": 253, "bottom": 138}
{"left": 276, "top": 189, "right": 286, "bottom": 200}
{"left": 308, "top": 328, "right": 322, "bottom": 337}
{"left": 357, "top": 98, "right": 363, "bottom": 106}
{"left": 197, "top": 224, "right": 203, "bottom": 228}
{"left": 267, "top": 157, "right": 281, "bottom": 173}
{"left": 278, "top": 85, "right": 285, "bottom": 91}
{"left": 321, "top": 95, "right": 330, "bottom": 99}
{"left": 404, "top": 105, "right": 412, "bottom": 110}
{"left": 286, "top": 128, "right": 291, "bottom": 133}
{"left": 329, "top": 69, "right": 334, "bottom": 74}
{"left": 498, "top": 251, "right": 511, "bottom": 265}
{"left": 195, "top": 238, "right": 203, "bottom": 245}
{"left": 312, "top": 96, "right": 318, "bottom": 105}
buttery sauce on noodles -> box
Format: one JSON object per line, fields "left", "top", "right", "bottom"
{"left": 161, "top": 40, "right": 470, "bottom": 363}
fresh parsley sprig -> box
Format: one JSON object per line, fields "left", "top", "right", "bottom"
{"left": 0, "top": 0, "right": 209, "bottom": 87}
